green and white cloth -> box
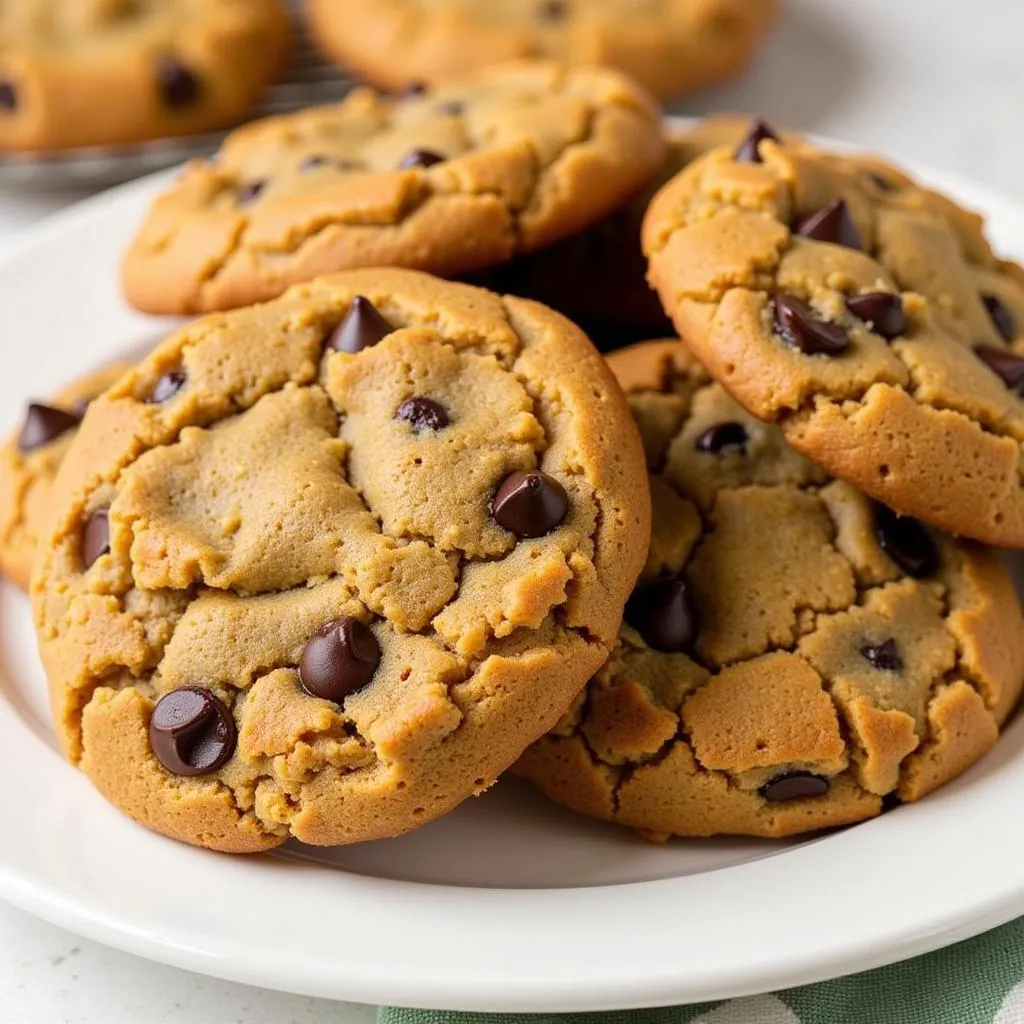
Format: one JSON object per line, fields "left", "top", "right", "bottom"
{"left": 380, "top": 917, "right": 1024, "bottom": 1024}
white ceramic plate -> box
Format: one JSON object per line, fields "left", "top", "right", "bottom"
{"left": 3, "top": 147, "right": 1024, "bottom": 1014}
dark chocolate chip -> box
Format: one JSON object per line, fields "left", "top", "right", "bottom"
{"left": 157, "top": 57, "right": 200, "bottom": 108}
{"left": 976, "top": 345, "right": 1024, "bottom": 394}
{"left": 537, "top": 0, "right": 568, "bottom": 19}
{"left": 982, "top": 292, "right": 1017, "bottom": 342}
{"left": 300, "top": 618, "right": 381, "bottom": 703}
{"left": 846, "top": 292, "right": 907, "bottom": 340}
{"left": 146, "top": 371, "right": 186, "bottom": 404}
{"left": 398, "top": 148, "right": 446, "bottom": 170}
{"left": 774, "top": 295, "right": 848, "bottom": 354}
{"left": 492, "top": 470, "right": 568, "bottom": 538}
{"left": 874, "top": 503, "right": 938, "bottom": 579}
{"left": 18, "top": 403, "right": 80, "bottom": 453}
{"left": 733, "top": 118, "right": 780, "bottom": 164}
{"left": 796, "top": 198, "right": 862, "bottom": 250}
{"left": 82, "top": 508, "right": 110, "bottom": 569}
{"left": 149, "top": 687, "right": 236, "bottom": 776}
{"left": 881, "top": 792, "right": 903, "bottom": 812}
{"left": 395, "top": 396, "right": 450, "bottom": 431}
{"left": 861, "top": 638, "right": 903, "bottom": 672}
{"left": 624, "top": 576, "right": 698, "bottom": 653}
{"left": 437, "top": 100, "right": 465, "bottom": 116}
{"left": 695, "top": 421, "right": 748, "bottom": 454}
{"left": 329, "top": 296, "right": 396, "bottom": 353}
{"left": 0, "top": 81, "right": 17, "bottom": 112}
{"left": 237, "top": 180, "right": 266, "bottom": 206}
{"left": 761, "top": 772, "right": 830, "bottom": 802}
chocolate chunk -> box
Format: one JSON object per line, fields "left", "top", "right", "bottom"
{"left": 976, "top": 346, "right": 1024, "bottom": 394}
{"left": 329, "top": 296, "right": 396, "bottom": 353}
{"left": 982, "top": 293, "right": 1017, "bottom": 342}
{"left": 761, "top": 772, "right": 830, "bottom": 802}
{"left": 846, "top": 292, "right": 906, "bottom": 340}
{"left": 300, "top": 618, "right": 381, "bottom": 703}
{"left": 149, "top": 687, "right": 236, "bottom": 776}
{"left": 437, "top": 100, "right": 465, "bottom": 116}
{"left": 695, "top": 421, "right": 748, "bottom": 454}
{"left": 0, "top": 81, "right": 17, "bottom": 112}
{"left": 733, "top": 118, "right": 780, "bottom": 164}
{"left": 395, "top": 396, "right": 450, "bottom": 431}
{"left": 237, "top": 180, "right": 266, "bottom": 206}
{"left": 82, "top": 508, "right": 110, "bottom": 569}
{"left": 796, "top": 198, "right": 862, "bottom": 250}
{"left": 537, "top": 0, "right": 568, "bottom": 19}
{"left": 874, "top": 504, "right": 938, "bottom": 579}
{"left": 146, "top": 371, "right": 186, "bottom": 404}
{"left": 624, "top": 576, "right": 698, "bottom": 653}
{"left": 158, "top": 58, "right": 200, "bottom": 108}
{"left": 398, "top": 148, "right": 446, "bottom": 169}
{"left": 774, "top": 295, "right": 848, "bottom": 354}
{"left": 492, "top": 470, "right": 568, "bottom": 538}
{"left": 18, "top": 403, "right": 80, "bottom": 453}
{"left": 861, "top": 638, "right": 903, "bottom": 672}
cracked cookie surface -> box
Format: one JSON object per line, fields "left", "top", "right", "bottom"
{"left": 0, "top": 363, "right": 131, "bottom": 590}
{"left": 121, "top": 61, "right": 666, "bottom": 316}
{"left": 304, "top": 0, "right": 778, "bottom": 101}
{"left": 515, "top": 340, "right": 1024, "bottom": 839}
{"left": 644, "top": 120, "right": 1024, "bottom": 546}
{"left": 0, "top": 0, "right": 292, "bottom": 151}
{"left": 32, "top": 268, "right": 650, "bottom": 853}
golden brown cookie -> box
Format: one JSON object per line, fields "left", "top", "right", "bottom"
{"left": 121, "top": 61, "right": 666, "bottom": 316}
{"left": 644, "top": 118, "right": 1024, "bottom": 547}
{"left": 0, "top": 363, "right": 130, "bottom": 590}
{"left": 516, "top": 340, "right": 1024, "bottom": 839}
{"left": 32, "top": 269, "right": 650, "bottom": 853}
{"left": 304, "top": 0, "right": 778, "bottom": 101}
{"left": 0, "top": 0, "right": 293, "bottom": 152}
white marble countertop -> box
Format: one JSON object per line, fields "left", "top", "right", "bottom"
{"left": 4, "top": 0, "right": 1024, "bottom": 1020}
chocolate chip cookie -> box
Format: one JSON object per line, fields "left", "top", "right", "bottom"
{"left": 516, "top": 340, "right": 1024, "bottom": 839}
{"left": 644, "top": 119, "right": 1024, "bottom": 547}
{"left": 0, "top": 0, "right": 293, "bottom": 152}
{"left": 121, "top": 61, "right": 666, "bottom": 316}
{"left": 32, "top": 269, "right": 649, "bottom": 853}
{"left": 0, "top": 363, "right": 130, "bottom": 590}
{"left": 305, "top": 0, "right": 779, "bottom": 101}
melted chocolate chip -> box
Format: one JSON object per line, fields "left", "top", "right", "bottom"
{"left": 733, "top": 118, "right": 780, "bottom": 164}
{"left": 624, "top": 576, "right": 698, "bottom": 653}
{"left": 492, "top": 470, "right": 568, "bottom": 538}
{"left": 796, "top": 198, "right": 862, "bottom": 250}
{"left": 761, "top": 772, "right": 830, "bottom": 802}
{"left": 329, "top": 296, "right": 396, "bottom": 353}
{"left": 146, "top": 371, "right": 186, "bottom": 404}
{"left": 157, "top": 58, "right": 200, "bottom": 108}
{"left": 149, "top": 687, "right": 236, "bottom": 776}
{"left": 237, "top": 180, "right": 266, "bottom": 206}
{"left": 695, "top": 421, "right": 749, "bottom": 454}
{"left": 977, "top": 346, "right": 1024, "bottom": 394}
{"left": 846, "top": 292, "right": 907, "bottom": 340}
{"left": 0, "top": 81, "right": 17, "bottom": 112}
{"left": 774, "top": 295, "right": 849, "bottom": 354}
{"left": 398, "top": 148, "right": 446, "bottom": 169}
{"left": 861, "top": 638, "right": 903, "bottom": 672}
{"left": 82, "top": 508, "right": 110, "bottom": 569}
{"left": 537, "top": 0, "right": 568, "bottom": 19}
{"left": 18, "top": 403, "right": 80, "bottom": 453}
{"left": 874, "top": 503, "right": 938, "bottom": 579}
{"left": 299, "top": 618, "right": 381, "bottom": 703}
{"left": 395, "top": 396, "right": 450, "bottom": 431}
{"left": 982, "top": 293, "right": 1017, "bottom": 342}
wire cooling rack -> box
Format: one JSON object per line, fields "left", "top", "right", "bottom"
{"left": 0, "top": 4, "right": 355, "bottom": 190}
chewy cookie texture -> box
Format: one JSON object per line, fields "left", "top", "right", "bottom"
{"left": 31, "top": 269, "right": 650, "bottom": 853}
{"left": 516, "top": 341, "right": 1024, "bottom": 839}
{"left": 121, "top": 61, "right": 666, "bottom": 315}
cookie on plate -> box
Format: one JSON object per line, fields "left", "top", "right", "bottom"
{"left": 304, "top": 0, "right": 778, "bottom": 101}
{"left": 32, "top": 269, "right": 650, "bottom": 853}
{"left": 121, "top": 62, "right": 666, "bottom": 315}
{"left": 644, "top": 119, "right": 1024, "bottom": 547}
{"left": 516, "top": 340, "right": 1024, "bottom": 840}
{"left": 0, "top": 0, "right": 293, "bottom": 152}
{"left": 0, "top": 363, "right": 130, "bottom": 590}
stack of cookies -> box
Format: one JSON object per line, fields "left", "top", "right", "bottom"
{"left": 6, "top": 61, "right": 1024, "bottom": 854}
